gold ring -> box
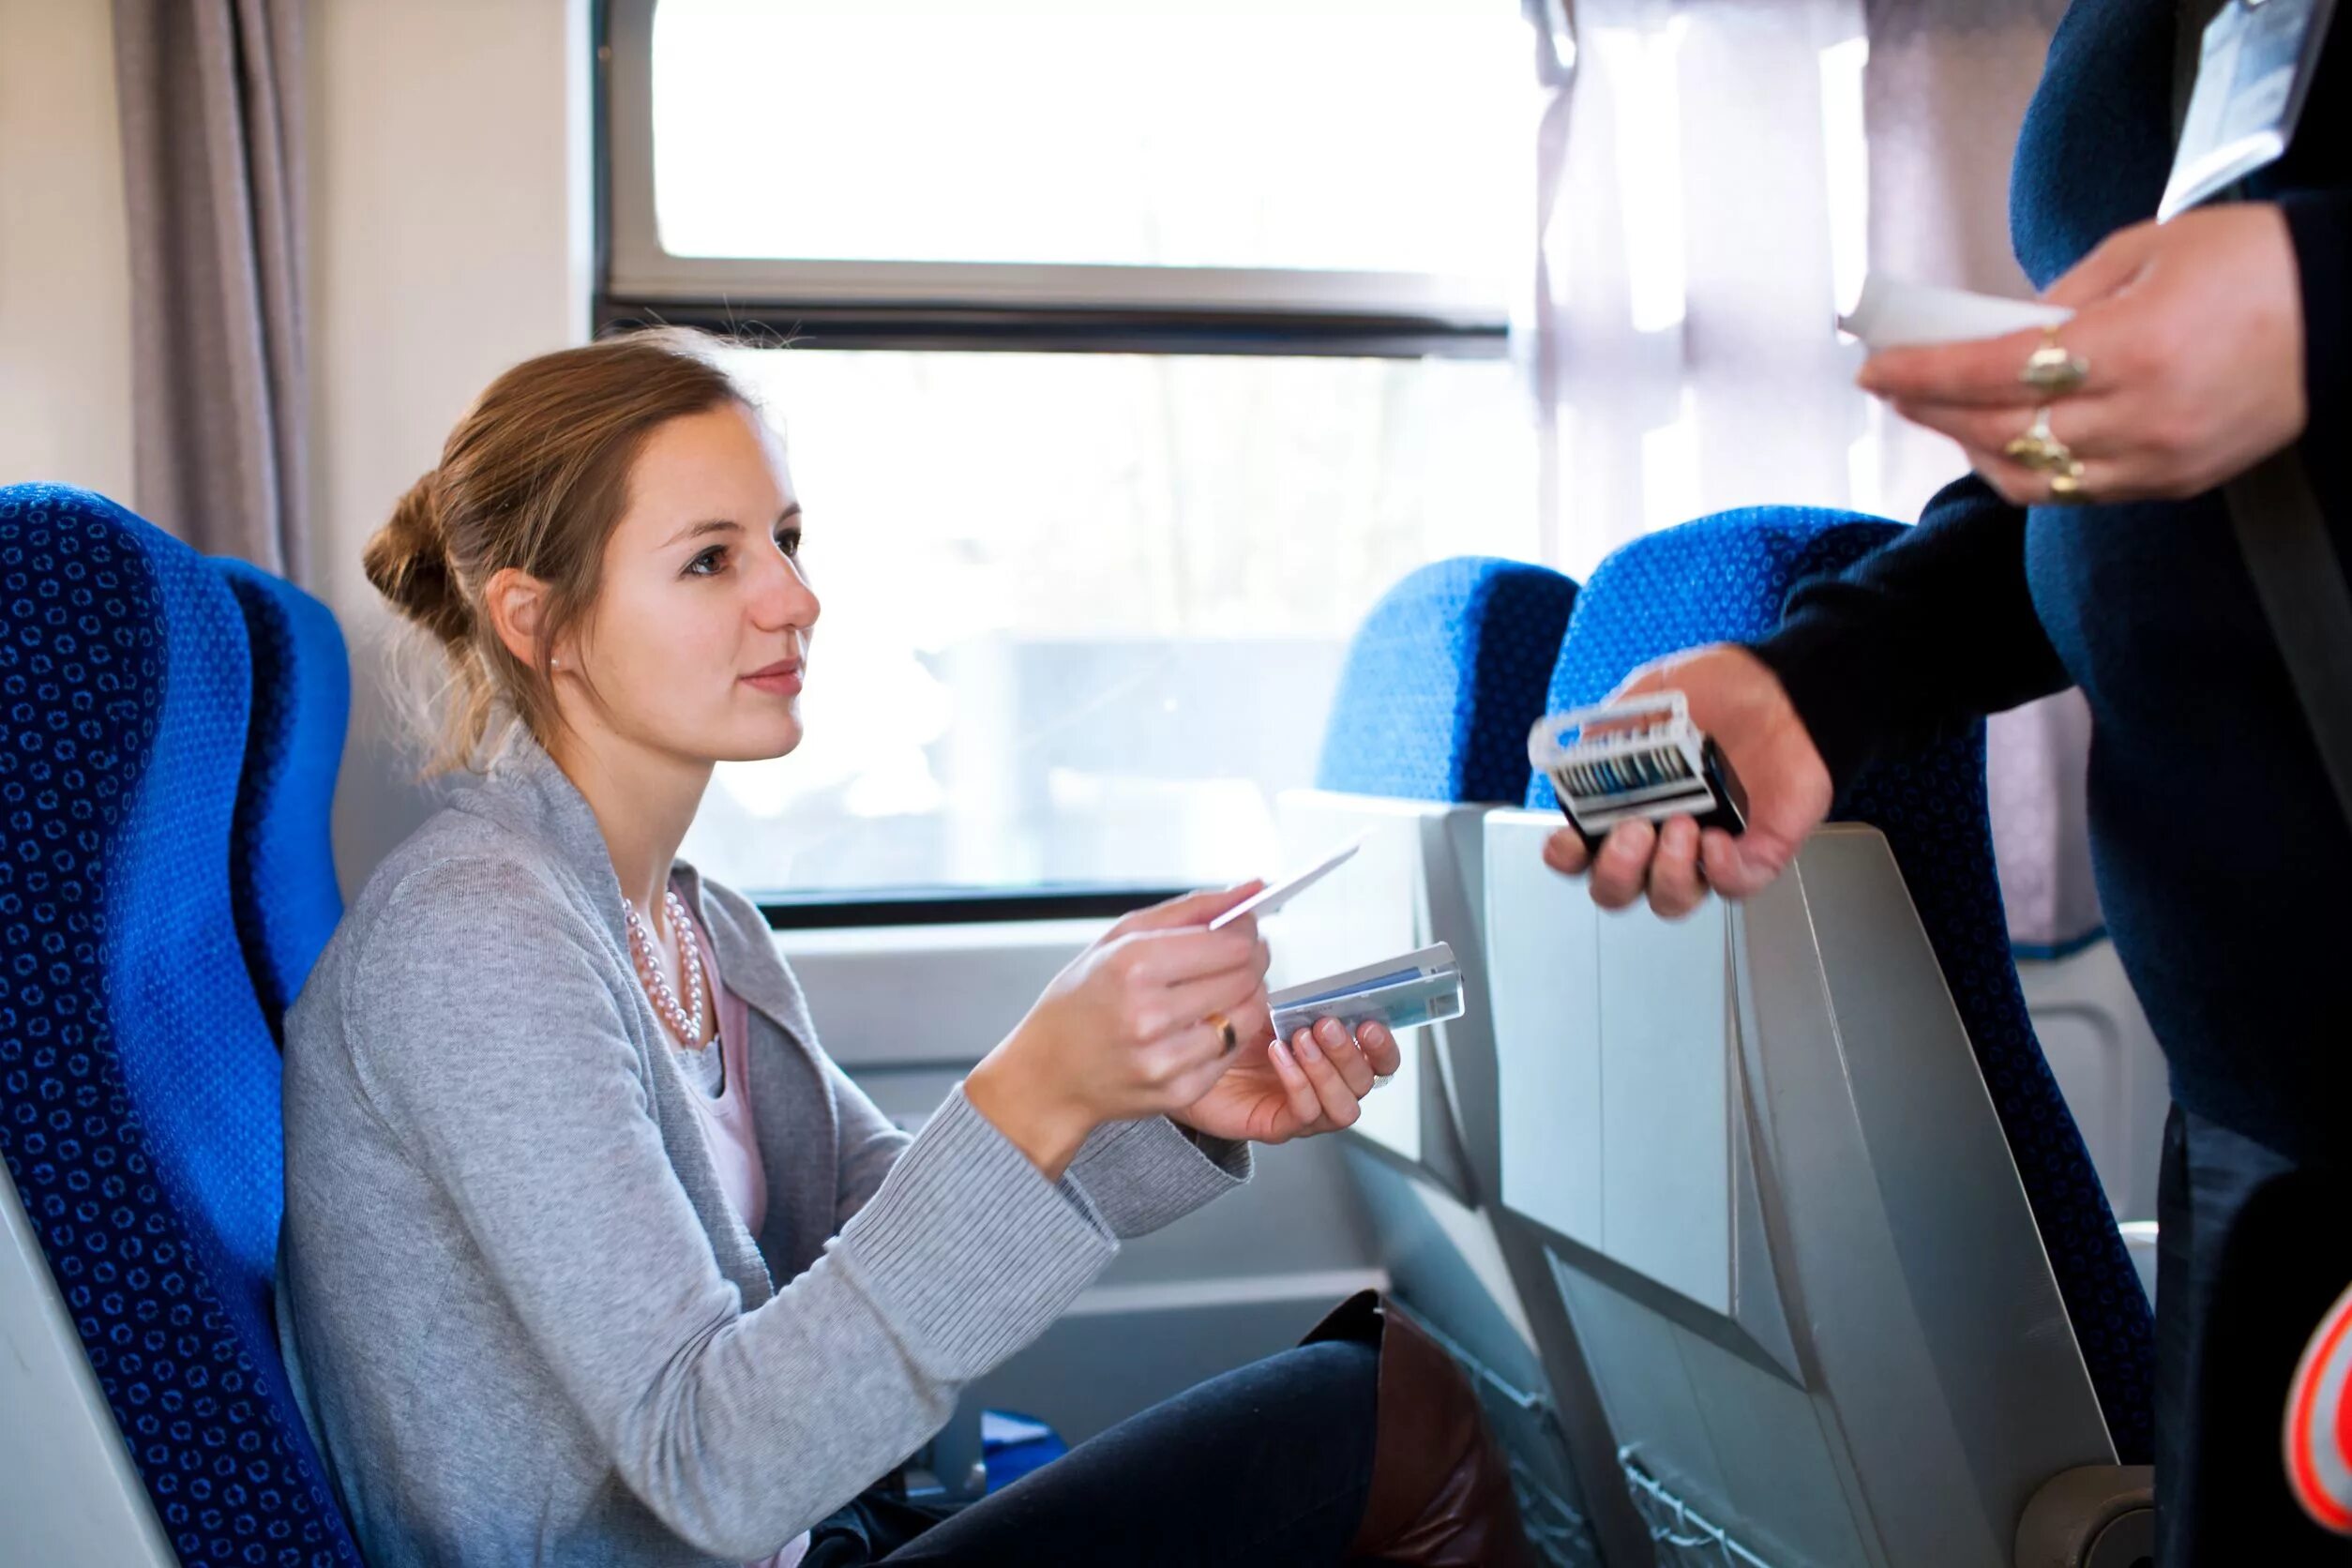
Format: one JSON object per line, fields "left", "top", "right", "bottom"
{"left": 1205, "top": 1011, "right": 1238, "bottom": 1054}
{"left": 2003, "top": 405, "right": 2077, "bottom": 474}
{"left": 2047, "top": 468, "right": 2091, "bottom": 505}
{"left": 2021, "top": 329, "right": 2088, "bottom": 397}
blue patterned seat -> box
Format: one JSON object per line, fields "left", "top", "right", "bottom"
{"left": 1532, "top": 504, "right": 2155, "bottom": 1463}
{"left": 215, "top": 561, "right": 349, "bottom": 1040}
{"left": 1317, "top": 556, "right": 1579, "bottom": 802}
{"left": 0, "top": 485, "right": 363, "bottom": 1564}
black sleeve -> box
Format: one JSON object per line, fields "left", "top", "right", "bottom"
{"left": 2278, "top": 188, "right": 2352, "bottom": 535}
{"left": 1746, "top": 475, "right": 2071, "bottom": 792}
{"left": 2281, "top": 191, "right": 2350, "bottom": 438}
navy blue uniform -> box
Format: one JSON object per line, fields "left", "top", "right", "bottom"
{"left": 1755, "top": 2, "right": 2351, "bottom": 1557}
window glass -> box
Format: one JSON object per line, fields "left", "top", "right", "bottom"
{"left": 650, "top": 0, "right": 1527, "bottom": 283}
{"left": 679, "top": 348, "right": 1536, "bottom": 896}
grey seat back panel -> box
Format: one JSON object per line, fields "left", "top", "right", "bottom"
{"left": 1272, "top": 791, "right": 1485, "bottom": 1188}
{"left": 1, "top": 1163, "right": 176, "bottom": 1568}
{"left": 1274, "top": 791, "right": 1640, "bottom": 1565}
{"left": 1486, "top": 814, "right": 2116, "bottom": 1566}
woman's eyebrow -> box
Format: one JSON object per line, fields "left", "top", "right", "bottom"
{"left": 660, "top": 518, "right": 740, "bottom": 549}
{"left": 659, "top": 505, "right": 799, "bottom": 550}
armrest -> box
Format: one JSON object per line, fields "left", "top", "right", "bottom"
{"left": 2014, "top": 1464, "right": 2155, "bottom": 1568}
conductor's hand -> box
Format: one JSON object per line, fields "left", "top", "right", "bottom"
{"left": 1540, "top": 646, "right": 1832, "bottom": 918}
{"left": 1860, "top": 204, "right": 2307, "bottom": 505}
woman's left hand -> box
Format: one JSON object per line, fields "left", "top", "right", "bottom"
{"left": 1172, "top": 1017, "right": 1404, "bottom": 1146}
{"left": 1859, "top": 204, "right": 2308, "bottom": 505}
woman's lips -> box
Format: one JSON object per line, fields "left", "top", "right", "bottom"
{"left": 741, "top": 660, "right": 803, "bottom": 697}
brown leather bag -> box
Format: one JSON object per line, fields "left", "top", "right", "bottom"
{"left": 1302, "top": 1290, "right": 1539, "bottom": 1568}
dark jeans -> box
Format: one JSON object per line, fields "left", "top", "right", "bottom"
{"left": 805, "top": 1338, "right": 1381, "bottom": 1566}
{"left": 2155, "top": 1104, "right": 2352, "bottom": 1564}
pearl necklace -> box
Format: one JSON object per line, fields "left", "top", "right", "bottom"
{"left": 624, "top": 889, "right": 710, "bottom": 1049}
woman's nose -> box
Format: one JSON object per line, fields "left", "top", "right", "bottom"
{"left": 754, "top": 551, "right": 820, "bottom": 633}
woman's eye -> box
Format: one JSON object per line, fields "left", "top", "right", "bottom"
{"left": 685, "top": 528, "right": 794, "bottom": 577}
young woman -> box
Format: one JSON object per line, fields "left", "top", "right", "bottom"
{"left": 275, "top": 331, "right": 1535, "bottom": 1567}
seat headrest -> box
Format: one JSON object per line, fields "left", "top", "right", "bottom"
{"left": 1319, "top": 556, "right": 1577, "bottom": 805}
{"left": 216, "top": 558, "right": 350, "bottom": 1033}
{"left": 1530, "top": 507, "right": 1901, "bottom": 812}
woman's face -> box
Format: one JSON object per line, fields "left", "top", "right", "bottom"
{"left": 567, "top": 400, "right": 820, "bottom": 765}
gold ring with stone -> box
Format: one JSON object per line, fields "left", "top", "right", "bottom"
{"left": 2021, "top": 329, "right": 2089, "bottom": 397}
{"left": 1205, "top": 1011, "right": 1238, "bottom": 1054}
{"left": 2003, "top": 405, "right": 2077, "bottom": 474}
{"left": 2047, "top": 467, "right": 2091, "bottom": 505}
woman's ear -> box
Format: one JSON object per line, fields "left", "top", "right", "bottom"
{"left": 481, "top": 566, "right": 553, "bottom": 668}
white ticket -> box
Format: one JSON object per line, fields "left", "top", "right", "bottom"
{"left": 1837, "top": 273, "right": 2070, "bottom": 350}
{"left": 1210, "top": 837, "right": 1363, "bottom": 932}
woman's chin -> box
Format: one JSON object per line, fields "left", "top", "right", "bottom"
{"left": 691, "top": 711, "right": 805, "bottom": 765}
{"left": 665, "top": 685, "right": 807, "bottom": 763}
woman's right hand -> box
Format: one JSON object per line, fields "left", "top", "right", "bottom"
{"left": 1542, "top": 645, "right": 1833, "bottom": 918}
{"left": 965, "top": 885, "right": 1274, "bottom": 1179}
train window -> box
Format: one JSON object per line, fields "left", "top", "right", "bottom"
{"left": 599, "top": 0, "right": 1537, "bottom": 905}
{"left": 609, "top": 0, "right": 1525, "bottom": 319}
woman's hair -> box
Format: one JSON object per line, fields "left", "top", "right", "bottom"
{"left": 362, "top": 328, "right": 759, "bottom": 775}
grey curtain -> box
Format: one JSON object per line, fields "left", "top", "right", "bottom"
{"left": 1864, "top": 0, "right": 2106, "bottom": 954}
{"left": 113, "top": 0, "right": 309, "bottom": 584}
{"left": 1861, "top": 0, "right": 2070, "bottom": 298}
{"left": 1520, "top": 0, "right": 2103, "bottom": 951}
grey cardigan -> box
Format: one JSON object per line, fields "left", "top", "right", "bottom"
{"left": 276, "top": 737, "right": 1250, "bottom": 1566}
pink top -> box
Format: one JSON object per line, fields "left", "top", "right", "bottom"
{"left": 676, "top": 909, "right": 767, "bottom": 1237}
{"left": 671, "top": 895, "right": 804, "bottom": 1568}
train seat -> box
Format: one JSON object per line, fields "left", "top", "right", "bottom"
{"left": 1283, "top": 554, "right": 1624, "bottom": 1566}
{"left": 0, "top": 484, "right": 365, "bottom": 1565}
{"left": 1485, "top": 505, "right": 2155, "bottom": 1566}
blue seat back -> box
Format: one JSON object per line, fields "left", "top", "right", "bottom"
{"left": 1317, "top": 556, "right": 1578, "bottom": 802}
{"left": 1531, "top": 504, "right": 2153, "bottom": 1461}
{"left": 0, "top": 485, "right": 363, "bottom": 1564}
{"left": 215, "top": 561, "right": 349, "bottom": 1037}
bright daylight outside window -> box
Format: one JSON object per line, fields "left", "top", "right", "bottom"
{"left": 641, "top": 0, "right": 1537, "bottom": 900}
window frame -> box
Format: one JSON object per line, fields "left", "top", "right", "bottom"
{"left": 759, "top": 885, "right": 1189, "bottom": 930}
{"left": 595, "top": 0, "right": 1516, "bottom": 357}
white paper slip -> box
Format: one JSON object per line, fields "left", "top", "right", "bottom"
{"left": 1269, "top": 942, "right": 1465, "bottom": 1039}
{"left": 1209, "top": 837, "right": 1364, "bottom": 931}
{"left": 1837, "top": 274, "right": 2070, "bottom": 350}
{"left": 1268, "top": 942, "right": 1456, "bottom": 1010}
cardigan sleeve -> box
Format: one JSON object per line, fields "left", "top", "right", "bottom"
{"left": 1063, "top": 1116, "right": 1252, "bottom": 1237}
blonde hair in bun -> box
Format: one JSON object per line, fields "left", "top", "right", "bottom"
{"left": 360, "top": 328, "right": 755, "bottom": 776}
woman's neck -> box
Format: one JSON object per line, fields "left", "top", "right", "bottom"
{"left": 544, "top": 729, "right": 714, "bottom": 919}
